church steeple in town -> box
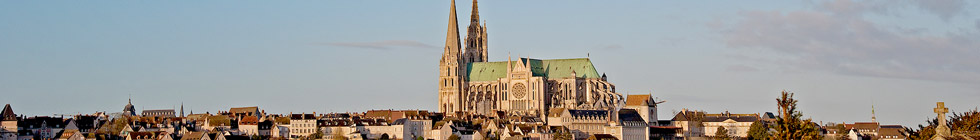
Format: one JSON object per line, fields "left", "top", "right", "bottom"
{"left": 871, "top": 103, "right": 877, "bottom": 122}
{"left": 438, "top": 0, "right": 463, "bottom": 115}
{"left": 470, "top": 0, "right": 479, "bottom": 23}
{"left": 462, "top": 0, "right": 488, "bottom": 64}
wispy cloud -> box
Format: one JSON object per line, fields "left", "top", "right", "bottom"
{"left": 976, "top": 19, "right": 980, "bottom": 30}
{"left": 718, "top": 0, "right": 980, "bottom": 83}
{"left": 320, "top": 40, "right": 435, "bottom": 50}
{"left": 912, "top": 0, "right": 967, "bottom": 21}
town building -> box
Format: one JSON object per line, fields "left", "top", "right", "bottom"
{"left": 624, "top": 94, "right": 663, "bottom": 124}
{"left": 288, "top": 113, "right": 316, "bottom": 138}
{"left": 670, "top": 109, "right": 762, "bottom": 138}
{"left": 1, "top": 104, "right": 18, "bottom": 140}
{"left": 700, "top": 111, "right": 759, "bottom": 137}
{"left": 142, "top": 109, "right": 176, "bottom": 118}
{"left": 123, "top": 99, "right": 137, "bottom": 116}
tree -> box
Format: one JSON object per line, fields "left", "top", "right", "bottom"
{"left": 830, "top": 124, "right": 850, "bottom": 140}
{"left": 714, "top": 127, "right": 731, "bottom": 140}
{"left": 553, "top": 127, "right": 573, "bottom": 140}
{"left": 308, "top": 130, "right": 324, "bottom": 140}
{"left": 769, "top": 91, "right": 822, "bottom": 140}
{"left": 97, "top": 116, "right": 133, "bottom": 135}
{"left": 905, "top": 109, "right": 980, "bottom": 139}
{"left": 747, "top": 121, "right": 768, "bottom": 140}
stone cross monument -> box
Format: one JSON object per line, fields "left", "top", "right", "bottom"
{"left": 933, "top": 102, "right": 951, "bottom": 140}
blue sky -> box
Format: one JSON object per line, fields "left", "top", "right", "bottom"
{"left": 1, "top": 0, "right": 978, "bottom": 126}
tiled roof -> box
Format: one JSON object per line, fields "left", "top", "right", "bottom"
{"left": 466, "top": 58, "right": 600, "bottom": 81}
{"left": 618, "top": 109, "right": 645, "bottom": 122}
{"left": 129, "top": 132, "right": 156, "bottom": 139}
{"left": 58, "top": 129, "right": 80, "bottom": 139}
{"left": 568, "top": 110, "right": 607, "bottom": 118}
{"left": 239, "top": 116, "right": 259, "bottom": 125}
{"left": 2, "top": 104, "right": 16, "bottom": 121}
{"left": 878, "top": 125, "right": 906, "bottom": 137}
{"left": 850, "top": 122, "right": 880, "bottom": 130}
{"left": 290, "top": 114, "right": 315, "bottom": 120}
{"left": 228, "top": 107, "right": 259, "bottom": 115}
{"left": 548, "top": 108, "right": 566, "bottom": 117}
{"left": 19, "top": 116, "right": 71, "bottom": 129}
{"left": 364, "top": 110, "right": 391, "bottom": 118}
{"left": 74, "top": 115, "right": 98, "bottom": 129}
{"left": 625, "top": 95, "right": 651, "bottom": 106}
{"left": 180, "top": 132, "right": 206, "bottom": 140}
{"left": 671, "top": 110, "right": 704, "bottom": 121}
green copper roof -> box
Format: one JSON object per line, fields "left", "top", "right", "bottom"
{"left": 465, "top": 58, "right": 600, "bottom": 81}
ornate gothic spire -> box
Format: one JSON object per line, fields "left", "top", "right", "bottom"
{"left": 470, "top": 0, "right": 479, "bottom": 23}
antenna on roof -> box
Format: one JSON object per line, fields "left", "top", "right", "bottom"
{"left": 587, "top": 53, "right": 590, "bottom": 58}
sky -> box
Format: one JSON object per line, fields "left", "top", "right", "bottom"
{"left": 0, "top": 0, "right": 978, "bottom": 127}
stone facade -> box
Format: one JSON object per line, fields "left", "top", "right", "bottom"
{"left": 438, "top": 0, "right": 625, "bottom": 120}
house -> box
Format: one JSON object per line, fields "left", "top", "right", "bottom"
{"left": 700, "top": 111, "right": 760, "bottom": 138}
{"left": 1, "top": 104, "right": 18, "bottom": 140}
{"left": 671, "top": 109, "right": 763, "bottom": 138}
{"left": 604, "top": 109, "right": 648, "bottom": 140}
{"left": 257, "top": 120, "right": 275, "bottom": 136}
{"left": 320, "top": 119, "right": 355, "bottom": 140}
{"left": 125, "top": 131, "right": 155, "bottom": 140}
{"left": 427, "top": 120, "right": 454, "bottom": 140}
{"left": 19, "top": 116, "right": 70, "bottom": 139}
{"left": 838, "top": 122, "right": 906, "bottom": 140}
{"left": 142, "top": 110, "right": 176, "bottom": 118}
{"left": 69, "top": 115, "right": 101, "bottom": 134}
{"left": 288, "top": 113, "right": 316, "bottom": 138}
{"left": 56, "top": 129, "right": 84, "bottom": 140}
{"left": 546, "top": 108, "right": 610, "bottom": 140}
{"left": 392, "top": 118, "right": 432, "bottom": 140}
{"left": 179, "top": 132, "right": 210, "bottom": 140}
{"left": 207, "top": 133, "right": 226, "bottom": 140}
{"left": 237, "top": 116, "right": 259, "bottom": 136}
{"left": 586, "top": 134, "right": 618, "bottom": 140}
{"left": 878, "top": 125, "right": 906, "bottom": 140}
{"left": 623, "top": 94, "right": 663, "bottom": 124}
{"left": 227, "top": 107, "right": 262, "bottom": 118}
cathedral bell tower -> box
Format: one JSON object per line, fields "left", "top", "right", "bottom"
{"left": 462, "top": 0, "right": 488, "bottom": 64}
{"left": 439, "top": 0, "right": 464, "bottom": 115}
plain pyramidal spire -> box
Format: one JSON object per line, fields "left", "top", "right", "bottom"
{"left": 444, "top": 0, "right": 461, "bottom": 52}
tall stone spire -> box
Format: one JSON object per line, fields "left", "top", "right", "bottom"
{"left": 462, "top": 0, "right": 488, "bottom": 64}
{"left": 444, "top": 0, "right": 461, "bottom": 55}
{"left": 438, "top": 0, "right": 463, "bottom": 115}
{"left": 470, "top": 0, "right": 479, "bottom": 23}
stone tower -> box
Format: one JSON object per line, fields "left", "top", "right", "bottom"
{"left": 1, "top": 104, "right": 16, "bottom": 140}
{"left": 439, "top": 0, "right": 463, "bottom": 115}
{"left": 462, "top": 0, "right": 488, "bottom": 64}
{"left": 123, "top": 97, "right": 136, "bottom": 116}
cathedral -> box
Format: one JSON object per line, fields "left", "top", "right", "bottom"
{"left": 438, "top": 0, "right": 625, "bottom": 119}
